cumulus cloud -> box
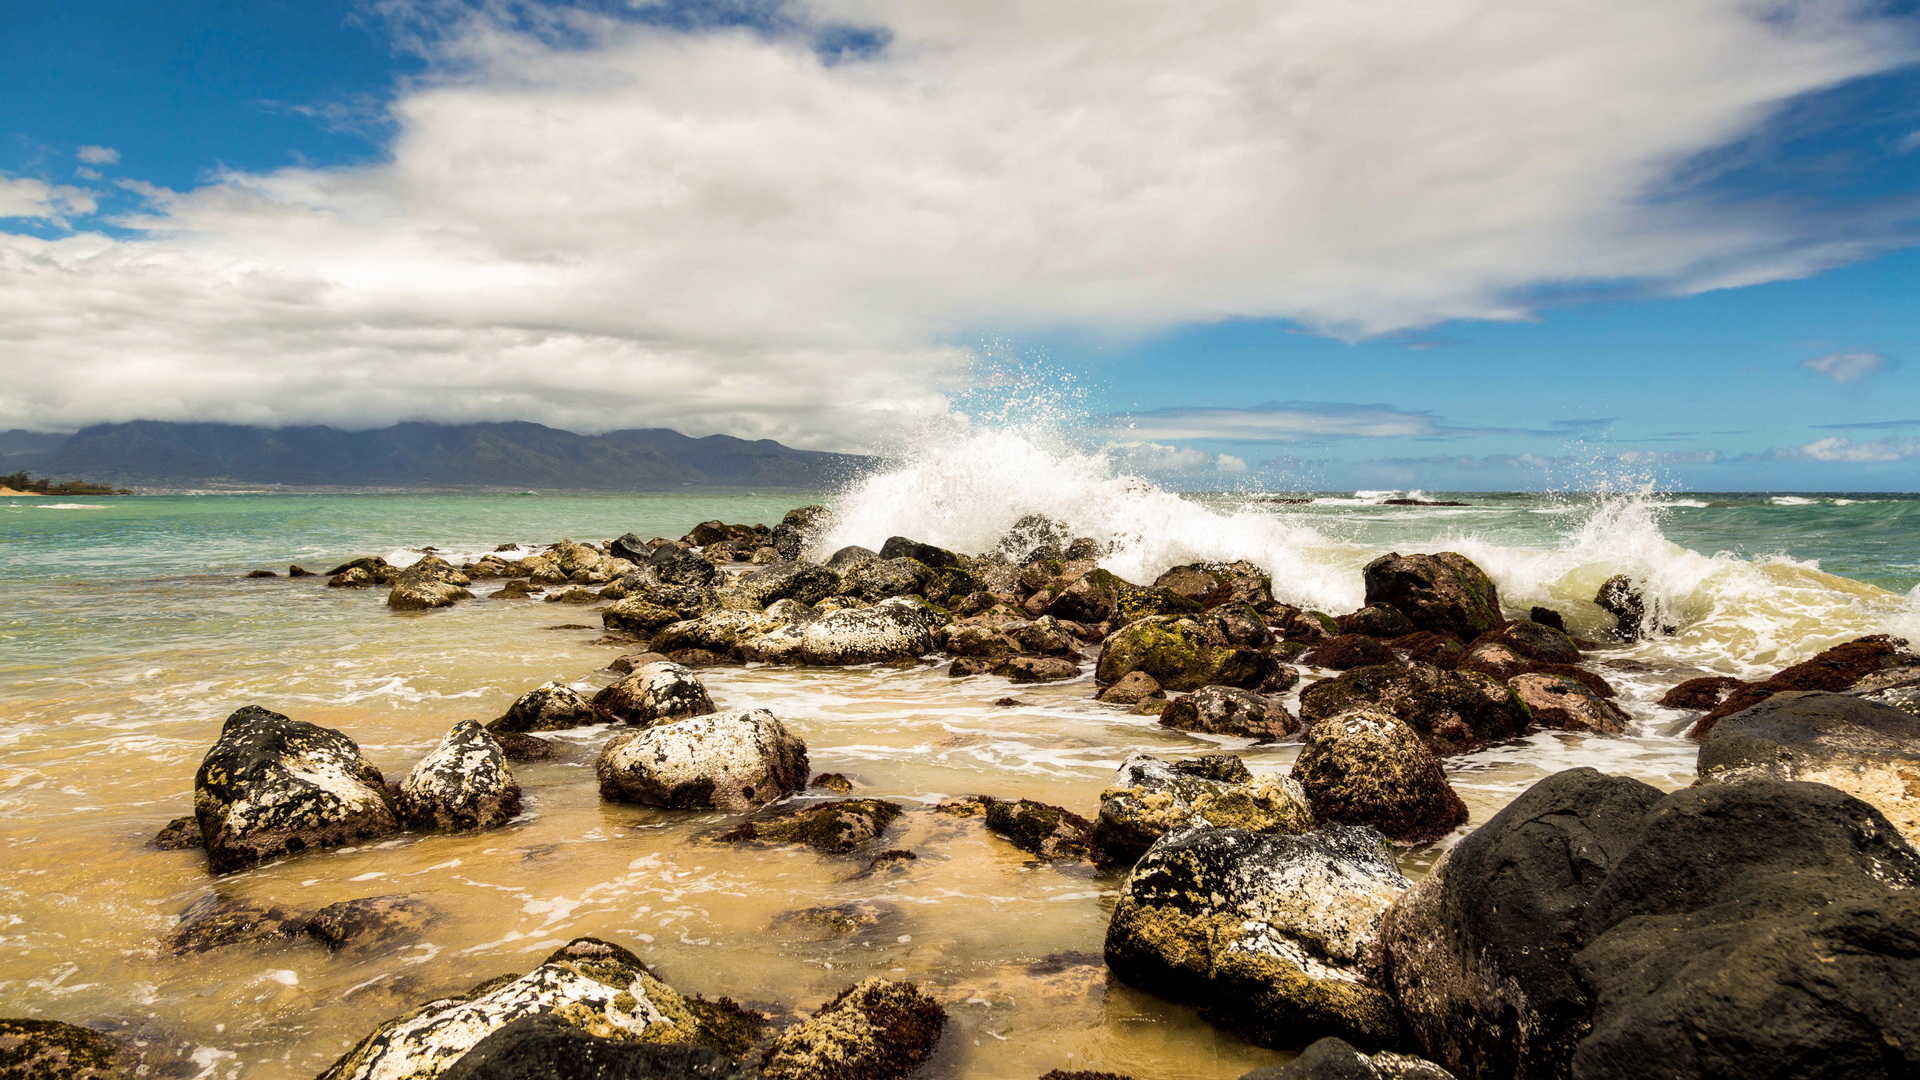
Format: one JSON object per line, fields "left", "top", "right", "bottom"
{"left": 1790, "top": 435, "right": 1920, "bottom": 462}
{"left": 0, "top": 177, "right": 97, "bottom": 222}
{"left": 75, "top": 145, "right": 119, "bottom": 166}
{"left": 1802, "top": 350, "right": 1890, "bottom": 382}
{"left": 2, "top": 0, "right": 1918, "bottom": 446}
{"left": 1105, "top": 440, "right": 1248, "bottom": 475}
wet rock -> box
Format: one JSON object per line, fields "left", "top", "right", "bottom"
{"left": 1361, "top": 552, "right": 1502, "bottom": 641}
{"left": 645, "top": 542, "right": 719, "bottom": 586}
{"left": 604, "top": 590, "right": 715, "bottom": 635}
{"left": 306, "top": 895, "right": 441, "bottom": 953}
{"left": 246, "top": 569, "right": 278, "bottom": 579}
{"left": 397, "top": 721, "right": 522, "bottom": 832}
{"left": 319, "top": 937, "right": 728, "bottom": 1080}
{"left": 1508, "top": 673, "right": 1628, "bottom": 735}
{"left": 151, "top": 814, "right": 202, "bottom": 850}
{"left": 686, "top": 520, "right": 760, "bottom": 547}
{"left": 326, "top": 556, "right": 397, "bottom": 587}
{"left": 760, "top": 977, "right": 946, "bottom": 1080}
{"left": 1593, "top": 575, "right": 1660, "bottom": 641}
{"left": 521, "top": 540, "right": 627, "bottom": 586}
{"left": 1001, "top": 656, "right": 1081, "bottom": 683}
{"left": 1697, "top": 690, "right": 1920, "bottom": 841}
{"left": 1337, "top": 605, "right": 1416, "bottom": 639}
{"left": 387, "top": 556, "right": 474, "bottom": 611}
{"left": 836, "top": 556, "right": 935, "bottom": 603}
{"left": 289, "top": 564, "right": 317, "bottom": 578}
{"left": 1239, "top": 1038, "right": 1455, "bottom": 1080}
{"left": 948, "top": 657, "right": 994, "bottom": 678}
{"left": 1095, "top": 615, "right": 1264, "bottom": 692}
{"left": 1302, "top": 635, "right": 1397, "bottom": 671}
{"left": 649, "top": 609, "right": 783, "bottom": 657}
{"left": 489, "top": 580, "right": 539, "bottom": 600}
{"left": 1387, "top": 631, "right": 1465, "bottom": 670}
{"left": 437, "top": 1013, "right": 753, "bottom": 1080}
{"left": 1299, "top": 662, "right": 1529, "bottom": 755}
{"left": 735, "top": 560, "right": 837, "bottom": 607}
{"left": 166, "top": 893, "right": 308, "bottom": 954}
{"left": 541, "top": 586, "right": 597, "bottom": 605}
{"left": 933, "top": 794, "right": 992, "bottom": 818}
{"left": 1452, "top": 641, "right": 1535, "bottom": 682}
{"left": 1153, "top": 561, "right": 1274, "bottom": 609}
{"left": 194, "top": 705, "right": 399, "bottom": 873}
{"left": 666, "top": 647, "right": 727, "bottom": 668}
{"left": 983, "top": 799, "right": 1097, "bottom": 861}
{"left": 772, "top": 505, "right": 831, "bottom": 561}
{"left": 799, "top": 597, "right": 941, "bottom": 665}
{"left": 1094, "top": 754, "right": 1314, "bottom": 864}
{"left": 1158, "top": 686, "right": 1298, "bottom": 741}
{"left": 771, "top": 899, "right": 901, "bottom": 940}
{"left": 1693, "top": 635, "right": 1920, "bottom": 737}
{"left": 994, "top": 697, "right": 1025, "bottom": 707}
{"left": 1478, "top": 619, "right": 1581, "bottom": 664}
{"left": 608, "top": 532, "right": 655, "bottom": 564}
{"left": 1291, "top": 709, "right": 1467, "bottom": 844}
{"left": 597, "top": 709, "right": 808, "bottom": 812}
{"left": 590, "top": 662, "right": 716, "bottom": 726}
{"left": 1105, "top": 824, "right": 1410, "bottom": 1048}
{"left": 849, "top": 849, "right": 918, "bottom": 880}
{"left": 1095, "top": 670, "right": 1162, "bottom": 705}
{"left": 811, "top": 772, "right": 854, "bottom": 795}
{"left": 1657, "top": 674, "right": 1745, "bottom": 711}
{"left": 877, "top": 535, "right": 963, "bottom": 570}
{"left": 1527, "top": 606, "right": 1567, "bottom": 633}
{"left": 1271, "top": 605, "right": 1337, "bottom": 643}
{"left": 0, "top": 1018, "right": 128, "bottom": 1080}
{"left": 714, "top": 798, "right": 903, "bottom": 854}
{"left": 490, "top": 732, "right": 558, "bottom": 763}
{"left": 1206, "top": 602, "right": 1276, "bottom": 650}
{"left": 607, "top": 650, "right": 673, "bottom": 674}
{"left": 491, "top": 681, "right": 596, "bottom": 733}
{"left": 1042, "top": 1072, "right": 1137, "bottom": 1080}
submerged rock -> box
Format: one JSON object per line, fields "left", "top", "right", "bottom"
{"left": 715, "top": 798, "right": 903, "bottom": 854}
{"left": 166, "top": 893, "right": 308, "bottom": 954}
{"left": 1105, "top": 824, "right": 1410, "bottom": 1048}
{"left": 1094, "top": 753, "right": 1314, "bottom": 865}
{"left": 194, "top": 705, "right": 399, "bottom": 873}
{"left": 1159, "top": 686, "right": 1297, "bottom": 741}
{"left": 983, "top": 798, "right": 1097, "bottom": 861}
{"left": 1697, "top": 690, "right": 1920, "bottom": 842}
{"left": 397, "top": 721, "right": 522, "bottom": 832}
{"left": 591, "top": 662, "right": 716, "bottom": 726}
{"left": 1299, "top": 662, "right": 1529, "bottom": 755}
{"left": 306, "top": 895, "right": 442, "bottom": 953}
{"left": 491, "top": 681, "right": 596, "bottom": 733}
{"left": 1294, "top": 709, "right": 1467, "bottom": 844}
{"left": 1361, "top": 552, "right": 1501, "bottom": 640}
{"left": 597, "top": 709, "right": 808, "bottom": 812}
{"left": 1238, "top": 1038, "right": 1454, "bottom": 1080}
{"left": 1692, "top": 634, "right": 1920, "bottom": 737}
{"left": 0, "top": 1018, "right": 128, "bottom": 1080}
{"left": 319, "top": 938, "right": 730, "bottom": 1080}
{"left": 760, "top": 977, "right": 946, "bottom": 1080}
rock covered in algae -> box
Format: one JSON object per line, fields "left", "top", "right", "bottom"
{"left": 759, "top": 977, "right": 946, "bottom": 1080}
{"left": 591, "top": 662, "right": 716, "bottom": 726}
{"left": 1291, "top": 709, "right": 1467, "bottom": 844}
{"left": 1360, "top": 552, "right": 1501, "bottom": 641}
{"left": 713, "top": 798, "right": 903, "bottom": 854}
{"left": 982, "top": 798, "right": 1097, "bottom": 861}
{"left": 1093, "top": 753, "right": 1313, "bottom": 865}
{"left": 0, "top": 1018, "right": 128, "bottom": 1080}
{"left": 397, "top": 721, "right": 522, "bottom": 832}
{"left": 597, "top": 709, "right": 808, "bottom": 812}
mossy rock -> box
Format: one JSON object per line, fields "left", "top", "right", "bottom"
{"left": 760, "top": 978, "right": 946, "bottom": 1080}
{"left": 982, "top": 799, "right": 1096, "bottom": 861}
{"left": 715, "top": 799, "right": 904, "bottom": 854}
{"left": 1095, "top": 616, "right": 1262, "bottom": 692}
{"left": 0, "top": 1019, "right": 126, "bottom": 1079}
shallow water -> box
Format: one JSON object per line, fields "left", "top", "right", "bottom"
{"left": 1, "top": 475, "right": 1916, "bottom": 1078}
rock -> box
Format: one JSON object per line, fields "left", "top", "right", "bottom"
{"left": 1302, "top": 635, "right": 1398, "bottom": 670}
{"left": 735, "top": 560, "right": 837, "bottom": 607}
{"left": 948, "top": 657, "right": 994, "bottom": 678}
{"left": 1337, "top": 606, "right": 1416, "bottom": 639}
{"left": 1478, "top": 619, "right": 1580, "bottom": 664}
{"left": 489, "top": 580, "right": 539, "bottom": 600}
{"left": 1153, "top": 561, "right": 1274, "bottom": 609}
{"left": 1593, "top": 575, "right": 1659, "bottom": 641}
{"left": 1207, "top": 602, "right": 1276, "bottom": 650}
{"left": 1104, "top": 824, "right": 1410, "bottom": 1048}
{"left": 151, "top": 814, "right": 202, "bottom": 850}
{"left": 1388, "top": 631, "right": 1465, "bottom": 669}
{"left": 648, "top": 609, "right": 783, "bottom": 657}
{"left": 646, "top": 542, "right": 720, "bottom": 586}
{"left": 397, "top": 721, "right": 522, "bottom": 832}
{"left": 772, "top": 505, "right": 831, "bottom": 560}
{"left": 1527, "top": 606, "right": 1567, "bottom": 633}
{"left": 1159, "top": 686, "right": 1298, "bottom": 741}
{"left": 1001, "top": 656, "right": 1081, "bottom": 683}
{"left": 1693, "top": 635, "right": 1920, "bottom": 737}
{"left": 1299, "top": 662, "right": 1529, "bottom": 755}
{"left": 837, "top": 556, "right": 937, "bottom": 603}
{"left": 604, "top": 590, "right": 714, "bottom": 634}
{"left": 521, "top": 540, "right": 627, "bottom": 585}
{"left": 1508, "top": 674, "right": 1628, "bottom": 734}
{"left": 608, "top": 532, "right": 654, "bottom": 564}
{"left": 799, "top": 597, "right": 940, "bottom": 665}
{"left": 437, "top": 1014, "right": 753, "bottom": 1080}
{"left": 849, "top": 849, "right": 918, "bottom": 879}
{"left": 489, "top": 732, "right": 558, "bottom": 763}
{"left": 319, "top": 937, "right": 731, "bottom": 1080}
{"left": 714, "top": 798, "right": 903, "bottom": 854}
{"left": 306, "top": 895, "right": 441, "bottom": 953}
{"left": 0, "top": 1018, "right": 128, "bottom": 1080}
{"left": 590, "top": 662, "right": 716, "bottom": 726}
{"left": 607, "top": 650, "right": 673, "bottom": 674}
{"left": 166, "top": 893, "right": 308, "bottom": 954}
{"left": 811, "top": 772, "right": 854, "bottom": 794}
{"left": 1697, "top": 690, "right": 1920, "bottom": 842}
{"left": 194, "top": 705, "right": 399, "bottom": 873}
{"left": 541, "top": 586, "right": 597, "bottom": 604}
{"left": 388, "top": 556, "right": 474, "bottom": 611}
{"left": 877, "top": 535, "right": 963, "bottom": 570}
{"left": 1095, "top": 670, "right": 1162, "bottom": 705}
{"left": 326, "top": 556, "right": 397, "bottom": 586}
{"left": 1271, "top": 605, "right": 1337, "bottom": 643}
{"left": 289, "top": 564, "right": 316, "bottom": 577}
{"left": 1095, "top": 615, "right": 1264, "bottom": 692}
{"left": 1657, "top": 675, "right": 1744, "bottom": 711}
{"left": 1240, "top": 1038, "right": 1455, "bottom": 1079}
{"left": 1094, "top": 753, "right": 1314, "bottom": 864}
{"left": 246, "top": 569, "right": 278, "bottom": 578}
{"left": 760, "top": 977, "right": 946, "bottom": 1080}
{"left": 1361, "top": 552, "right": 1502, "bottom": 640}
{"left": 1452, "top": 641, "right": 1537, "bottom": 683}
{"left": 491, "top": 681, "right": 596, "bottom": 733}
{"left": 597, "top": 709, "right": 808, "bottom": 812}
{"left": 983, "top": 799, "right": 1097, "bottom": 861}
{"left": 1380, "top": 768, "right": 1666, "bottom": 1078}
{"left": 1291, "top": 709, "right": 1467, "bottom": 844}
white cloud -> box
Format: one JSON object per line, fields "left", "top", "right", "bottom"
{"left": 76, "top": 145, "right": 120, "bottom": 166}
{"left": 0, "top": 177, "right": 97, "bottom": 221}
{"left": 2, "top": 0, "right": 1916, "bottom": 446}
{"left": 1105, "top": 440, "right": 1247, "bottom": 475}
{"left": 1792, "top": 435, "right": 1920, "bottom": 462}
{"left": 1802, "top": 350, "right": 1889, "bottom": 383}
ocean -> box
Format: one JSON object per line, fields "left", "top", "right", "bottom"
{"left": 2, "top": 435, "right": 1917, "bottom": 1078}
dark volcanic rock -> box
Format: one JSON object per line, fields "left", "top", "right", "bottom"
{"left": 1693, "top": 635, "right": 1920, "bottom": 737}
{"left": 1105, "top": 825, "right": 1410, "bottom": 1048}
{"left": 151, "top": 814, "right": 202, "bottom": 850}
{"left": 714, "top": 798, "right": 903, "bottom": 855}
{"left": 1292, "top": 708, "right": 1468, "bottom": 844}
{"left": 166, "top": 893, "right": 309, "bottom": 954}
{"left": 1592, "top": 575, "right": 1657, "bottom": 641}
{"left": 646, "top": 542, "right": 719, "bottom": 586}
{"left": 878, "top": 535, "right": 964, "bottom": 570}
{"left": 1299, "top": 662, "right": 1529, "bottom": 755}
{"left": 194, "top": 705, "right": 399, "bottom": 873}
{"left": 0, "top": 1018, "right": 128, "bottom": 1080}
{"left": 490, "top": 681, "right": 596, "bottom": 733}
{"left": 597, "top": 710, "right": 808, "bottom": 812}
{"left": 396, "top": 721, "right": 522, "bottom": 832}
{"left": 1095, "top": 615, "right": 1264, "bottom": 692}
{"left": 1697, "top": 690, "right": 1920, "bottom": 841}
{"left": 760, "top": 977, "right": 946, "bottom": 1080}
{"left": 305, "top": 895, "right": 442, "bottom": 953}
{"left": 983, "top": 798, "right": 1097, "bottom": 861}
{"left": 1656, "top": 675, "right": 1743, "bottom": 711}
{"left": 591, "top": 662, "right": 716, "bottom": 726}
{"left": 489, "top": 732, "right": 558, "bottom": 762}
{"left": 439, "top": 1014, "right": 752, "bottom": 1080}
{"left": 1303, "top": 635, "right": 1398, "bottom": 671}
{"left": 1361, "top": 552, "right": 1502, "bottom": 640}
{"left": 1508, "top": 674, "right": 1628, "bottom": 735}
{"left": 1388, "top": 631, "right": 1465, "bottom": 669}
{"left": 1094, "top": 753, "right": 1313, "bottom": 865}
{"left": 1238, "top": 1038, "right": 1455, "bottom": 1079}
{"left": 1337, "top": 605, "right": 1416, "bottom": 640}
{"left": 1158, "top": 686, "right": 1298, "bottom": 741}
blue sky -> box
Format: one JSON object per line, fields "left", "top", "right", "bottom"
{"left": 3, "top": 0, "right": 1919, "bottom": 490}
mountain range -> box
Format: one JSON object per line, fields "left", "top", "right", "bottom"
{"left": 2, "top": 421, "right": 868, "bottom": 491}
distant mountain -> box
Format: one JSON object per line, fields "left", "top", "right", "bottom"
{"left": 37, "top": 420, "right": 870, "bottom": 490}
{"left": 0, "top": 429, "right": 67, "bottom": 470}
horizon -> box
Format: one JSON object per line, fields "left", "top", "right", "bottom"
{"left": 4, "top": 1, "right": 1919, "bottom": 490}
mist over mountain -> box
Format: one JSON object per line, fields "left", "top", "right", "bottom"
{"left": 27, "top": 420, "right": 868, "bottom": 490}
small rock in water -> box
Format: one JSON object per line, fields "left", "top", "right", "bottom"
{"left": 810, "top": 772, "right": 854, "bottom": 794}
{"left": 590, "top": 661, "right": 716, "bottom": 726}
{"left": 770, "top": 898, "right": 901, "bottom": 940}
{"left": 288, "top": 564, "right": 316, "bottom": 577}
{"left": 396, "top": 721, "right": 522, "bottom": 833}
{"left": 305, "top": 895, "right": 441, "bottom": 953}
{"left": 0, "top": 1018, "right": 129, "bottom": 1080}
{"left": 1303, "top": 634, "right": 1398, "bottom": 670}
{"left": 760, "top": 977, "right": 946, "bottom": 1080}
{"left": 847, "top": 849, "right": 918, "bottom": 880}
{"left": 1238, "top": 1037, "right": 1454, "bottom": 1079}
{"left": 982, "top": 798, "right": 1097, "bottom": 862}
{"left": 245, "top": 569, "right": 277, "bottom": 579}
{"left": 166, "top": 893, "right": 309, "bottom": 955}
{"left": 488, "top": 579, "right": 538, "bottom": 600}
{"left": 714, "top": 798, "right": 903, "bottom": 854}
{"left": 993, "top": 696, "right": 1025, "bottom": 707}
{"left": 1657, "top": 674, "right": 1744, "bottom": 711}
{"left": 150, "top": 814, "right": 202, "bottom": 851}
{"left": 1291, "top": 708, "right": 1468, "bottom": 844}
{"left": 1159, "top": 685, "right": 1298, "bottom": 741}
{"left": 598, "top": 709, "right": 809, "bottom": 812}
{"left": 1095, "top": 670, "right": 1162, "bottom": 705}
{"left": 488, "top": 731, "right": 558, "bottom": 762}
{"left": 1508, "top": 673, "right": 1628, "bottom": 735}
{"left": 491, "top": 680, "right": 596, "bottom": 733}
{"left": 1094, "top": 753, "right": 1314, "bottom": 865}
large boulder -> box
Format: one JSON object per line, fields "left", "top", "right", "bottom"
{"left": 1508, "top": 674, "right": 1627, "bottom": 735}
{"left": 1697, "top": 690, "right": 1920, "bottom": 842}
{"left": 438, "top": 1014, "right": 753, "bottom": 1080}
{"left": 645, "top": 541, "right": 719, "bottom": 586}
{"left": 760, "top": 977, "right": 946, "bottom": 1080}
{"left": 490, "top": 681, "right": 595, "bottom": 733}
{"left": 1094, "top": 753, "right": 1313, "bottom": 865}
{"left": 1292, "top": 709, "right": 1468, "bottom": 844}
{"left": 772, "top": 505, "right": 831, "bottom": 560}
{"left": 590, "top": 662, "right": 716, "bottom": 726}
{"left": 1159, "top": 686, "right": 1298, "bottom": 741}
{"left": 0, "top": 1019, "right": 128, "bottom": 1080}
{"left": 799, "top": 597, "right": 940, "bottom": 665}
{"left": 396, "top": 721, "right": 522, "bottom": 832}
{"left": 597, "top": 709, "right": 808, "bottom": 811}
{"left": 1095, "top": 615, "right": 1264, "bottom": 692}
{"left": 1105, "top": 825, "right": 1410, "bottom": 1048}
{"left": 1152, "top": 560, "right": 1274, "bottom": 609}
{"left": 1299, "top": 662, "right": 1530, "bottom": 755}
{"left": 194, "top": 705, "right": 399, "bottom": 873}
{"left": 1361, "top": 553, "right": 1501, "bottom": 640}
{"left": 387, "top": 555, "right": 474, "bottom": 611}
{"left": 319, "top": 938, "right": 731, "bottom": 1080}
{"left": 1383, "top": 768, "right": 1920, "bottom": 1080}
{"left": 837, "top": 556, "right": 936, "bottom": 603}
{"left": 1692, "top": 635, "right": 1920, "bottom": 738}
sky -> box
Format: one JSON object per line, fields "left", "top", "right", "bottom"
{"left": 3, "top": 0, "right": 1919, "bottom": 491}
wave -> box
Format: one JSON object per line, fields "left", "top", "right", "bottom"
{"left": 33, "top": 503, "right": 108, "bottom": 510}
{"left": 819, "top": 423, "right": 1919, "bottom": 678}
